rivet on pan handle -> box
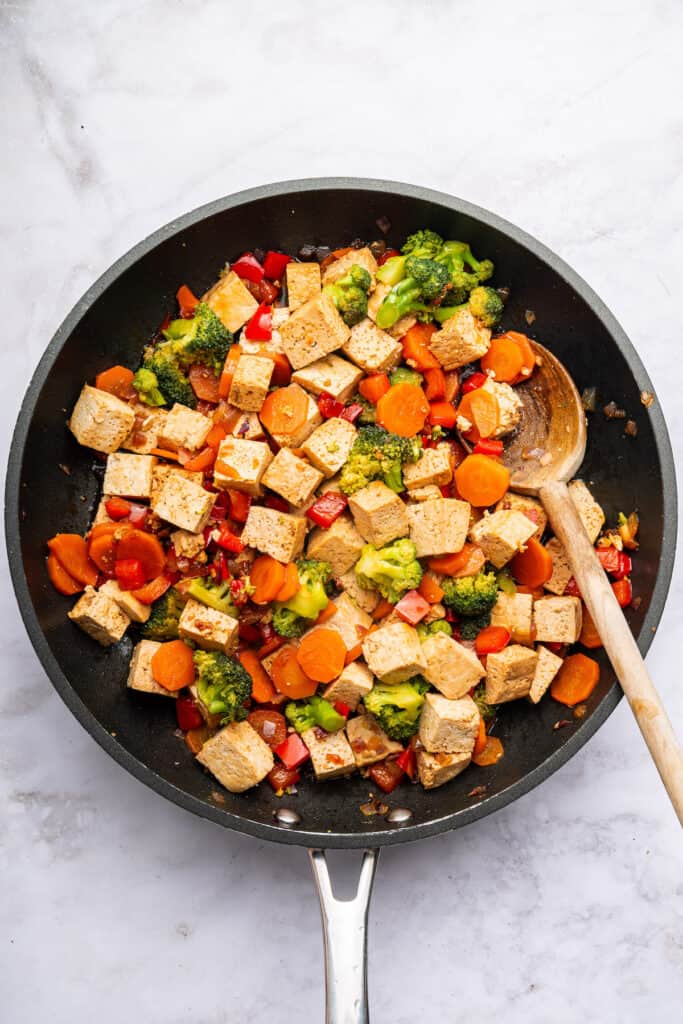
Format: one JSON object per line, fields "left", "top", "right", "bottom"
{"left": 309, "top": 849, "right": 379, "bottom": 1024}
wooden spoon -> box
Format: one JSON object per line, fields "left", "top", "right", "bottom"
{"left": 502, "top": 341, "right": 683, "bottom": 825}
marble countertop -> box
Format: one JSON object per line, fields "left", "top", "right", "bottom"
{"left": 2, "top": 2, "right": 682, "bottom": 1020}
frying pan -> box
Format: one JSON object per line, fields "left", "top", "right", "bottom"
{"left": 5, "top": 178, "right": 677, "bottom": 1022}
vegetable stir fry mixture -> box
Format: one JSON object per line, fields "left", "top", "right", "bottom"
{"left": 47, "top": 231, "right": 639, "bottom": 797}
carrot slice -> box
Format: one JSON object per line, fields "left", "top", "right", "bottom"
{"left": 358, "top": 373, "right": 391, "bottom": 404}
{"left": 205, "top": 424, "right": 227, "bottom": 449}
{"left": 131, "top": 575, "right": 172, "bottom": 605}
{"left": 189, "top": 364, "right": 221, "bottom": 403}
{"left": 424, "top": 367, "right": 446, "bottom": 401}
{"left": 46, "top": 553, "right": 83, "bottom": 596}
{"left": 274, "top": 563, "right": 300, "bottom": 603}
{"left": 550, "top": 653, "right": 600, "bottom": 706}
{"left": 428, "top": 543, "right": 482, "bottom": 577}
{"left": 457, "top": 387, "right": 499, "bottom": 440}
{"left": 480, "top": 336, "right": 525, "bottom": 383}
{"left": 376, "top": 382, "right": 430, "bottom": 437}
{"left": 371, "top": 598, "right": 394, "bottom": 621}
{"left": 176, "top": 284, "right": 199, "bottom": 317}
{"left": 472, "top": 735, "right": 504, "bottom": 766}
{"left": 454, "top": 454, "right": 510, "bottom": 507}
{"left": 297, "top": 628, "right": 346, "bottom": 683}
{"left": 510, "top": 538, "right": 553, "bottom": 589}
{"left": 95, "top": 365, "right": 136, "bottom": 400}
{"left": 150, "top": 447, "right": 180, "bottom": 461}
{"left": 251, "top": 555, "right": 287, "bottom": 604}
{"left": 260, "top": 349, "right": 292, "bottom": 388}
{"left": 116, "top": 529, "right": 166, "bottom": 581}
{"left": 473, "top": 717, "right": 487, "bottom": 757}
{"left": 183, "top": 446, "right": 216, "bottom": 473}
{"left": 314, "top": 600, "right": 337, "bottom": 625}
{"left": 151, "top": 640, "right": 196, "bottom": 691}
{"left": 401, "top": 323, "right": 440, "bottom": 370}
{"left": 47, "top": 534, "right": 98, "bottom": 586}
{"left": 497, "top": 331, "right": 537, "bottom": 384}
{"left": 271, "top": 644, "right": 318, "bottom": 699}
{"left": 259, "top": 384, "right": 308, "bottom": 438}
{"left": 238, "top": 649, "right": 276, "bottom": 703}
{"left": 344, "top": 641, "right": 364, "bottom": 665}
{"left": 417, "top": 573, "right": 445, "bottom": 603}
{"left": 218, "top": 345, "right": 242, "bottom": 399}
{"left": 579, "top": 606, "right": 603, "bottom": 649}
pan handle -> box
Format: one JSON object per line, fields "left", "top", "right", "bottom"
{"left": 309, "top": 848, "right": 379, "bottom": 1024}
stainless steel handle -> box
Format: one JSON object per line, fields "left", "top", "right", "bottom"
{"left": 309, "top": 848, "right": 379, "bottom": 1024}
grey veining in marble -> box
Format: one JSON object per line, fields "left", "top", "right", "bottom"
{"left": 1, "top": 1, "right": 682, "bottom": 1021}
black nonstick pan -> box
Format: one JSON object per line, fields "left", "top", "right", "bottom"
{"left": 5, "top": 179, "right": 677, "bottom": 1022}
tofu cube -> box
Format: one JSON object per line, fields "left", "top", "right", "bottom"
{"left": 533, "top": 596, "right": 582, "bottom": 644}
{"left": 362, "top": 621, "right": 426, "bottom": 684}
{"left": 196, "top": 721, "right": 274, "bottom": 792}
{"left": 67, "top": 585, "right": 130, "bottom": 646}
{"left": 402, "top": 446, "right": 452, "bottom": 491}
{"left": 123, "top": 406, "right": 168, "bottom": 455}
{"left": 321, "top": 247, "right": 378, "bottom": 288}
{"left": 428, "top": 308, "right": 491, "bottom": 370}
{"left": 302, "top": 727, "right": 356, "bottom": 780}
{"left": 285, "top": 261, "right": 321, "bottom": 310}
{"left": 149, "top": 465, "right": 203, "bottom": 505}
{"left": 279, "top": 293, "right": 350, "bottom": 370}
{"left": 568, "top": 479, "right": 605, "bottom": 543}
{"left": 336, "top": 570, "right": 380, "bottom": 614}
{"left": 469, "top": 510, "right": 537, "bottom": 568}
{"left": 99, "top": 580, "right": 151, "bottom": 623}
{"left": 307, "top": 514, "right": 365, "bottom": 575}
{"left": 159, "top": 404, "right": 212, "bottom": 452}
{"left": 228, "top": 353, "right": 274, "bottom": 412}
{"left": 417, "top": 750, "right": 471, "bottom": 790}
{"left": 204, "top": 270, "right": 259, "bottom": 332}
{"left": 102, "top": 453, "right": 156, "bottom": 499}
{"left": 322, "top": 661, "right": 375, "bottom": 711}
{"left": 346, "top": 714, "right": 403, "bottom": 767}
{"left": 171, "top": 528, "right": 205, "bottom": 560}
{"left": 407, "top": 498, "right": 470, "bottom": 558}
{"left": 407, "top": 485, "right": 443, "bottom": 503}
{"left": 231, "top": 412, "right": 266, "bottom": 441}
{"left": 241, "top": 505, "right": 307, "bottom": 562}
{"left": 348, "top": 481, "right": 409, "bottom": 547}
{"left": 302, "top": 418, "right": 357, "bottom": 477}
{"left": 495, "top": 492, "right": 547, "bottom": 541}
{"left": 490, "top": 592, "right": 534, "bottom": 644}
{"left": 213, "top": 437, "right": 274, "bottom": 496}
{"left": 69, "top": 384, "right": 136, "bottom": 453}
{"left": 264, "top": 384, "right": 323, "bottom": 448}
{"left": 342, "top": 318, "right": 403, "bottom": 373}
{"left": 262, "top": 448, "right": 324, "bottom": 508}
{"left": 418, "top": 693, "right": 480, "bottom": 754}
{"left": 127, "top": 639, "right": 176, "bottom": 697}
{"left": 529, "top": 645, "right": 564, "bottom": 704}
{"left": 485, "top": 645, "right": 539, "bottom": 704}
{"left": 322, "top": 591, "right": 374, "bottom": 651}
{"left": 291, "top": 354, "right": 363, "bottom": 403}
{"left": 178, "top": 598, "right": 238, "bottom": 652}
{"left": 422, "top": 633, "right": 485, "bottom": 699}
{"left": 481, "top": 378, "right": 522, "bottom": 437}
{"left": 152, "top": 472, "right": 215, "bottom": 533}
{"left": 543, "top": 537, "right": 573, "bottom": 595}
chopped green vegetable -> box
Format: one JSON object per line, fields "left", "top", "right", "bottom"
{"left": 355, "top": 538, "right": 423, "bottom": 604}
{"left": 193, "top": 651, "right": 251, "bottom": 724}
{"left": 364, "top": 677, "right": 430, "bottom": 741}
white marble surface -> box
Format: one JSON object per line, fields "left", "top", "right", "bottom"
{"left": 2, "top": 2, "right": 682, "bottom": 1020}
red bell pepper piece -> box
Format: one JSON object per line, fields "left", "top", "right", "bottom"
{"left": 612, "top": 578, "right": 633, "bottom": 607}
{"left": 461, "top": 371, "right": 488, "bottom": 394}
{"left": 230, "top": 253, "right": 264, "bottom": 283}
{"left": 215, "top": 522, "right": 245, "bottom": 553}
{"left": 127, "top": 504, "right": 148, "bottom": 528}
{"left": 596, "top": 547, "right": 632, "bottom": 580}
{"left": 340, "top": 402, "right": 364, "bottom": 424}
{"left": 176, "top": 695, "right": 205, "bottom": 731}
{"left": 368, "top": 759, "right": 405, "bottom": 793}
{"left": 474, "top": 625, "right": 510, "bottom": 655}
{"left": 473, "top": 438, "right": 504, "bottom": 458}
{"left": 267, "top": 763, "right": 300, "bottom": 791}
{"left": 334, "top": 700, "right": 351, "bottom": 718}
{"left": 275, "top": 733, "right": 310, "bottom": 770}
{"left": 377, "top": 248, "right": 400, "bottom": 266}
{"left": 244, "top": 303, "right": 272, "bottom": 341}
{"left": 230, "top": 578, "right": 250, "bottom": 605}
{"left": 265, "top": 493, "right": 290, "bottom": 513}
{"left": 105, "top": 497, "right": 132, "bottom": 521}
{"left": 564, "top": 577, "right": 582, "bottom": 598}
{"left": 545, "top": 641, "right": 565, "bottom": 654}
{"left": 428, "top": 401, "right": 458, "bottom": 429}
{"left": 262, "top": 251, "right": 292, "bottom": 280}
{"left": 317, "top": 391, "right": 345, "bottom": 419}
{"left": 228, "top": 490, "right": 251, "bottom": 523}
{"left": 396, "top": 745, "right": 417, "bottom": 780}
{"left": 394, "top": 589, "right": 431, "bottom": 626}
{"left": 114, "top": 558, "right": 147, "bottom": 591}
{"left": 238, "top": 621, "right": 262, "bottom": 644}
{"left": 176, "top": 284, "right": 199, "bottom": 318}
{"left": 306, "top": 492, "right": 349, "bottom": 529}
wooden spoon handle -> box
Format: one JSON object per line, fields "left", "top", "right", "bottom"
{"left": 540, "top": 480, "right": 683, "bottom": 825}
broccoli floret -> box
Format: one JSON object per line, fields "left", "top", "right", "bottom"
{"left": 467, "top": 286, "right": 504, "bottom": 328}
{"left": 404, "top": 256, "right": 449, "bottom": 302}
{"left": 355, "top": 538, "right": 423, "bottom": 604}
{"left": 323, "top": 264, "right": 372, "bottom": 326}
{"left": 272, "top": 558, "right": 333, "bottom": 637}
{"left": 351, "top": 392, "right": 377, "bottom": 424}
{"left": 364, "top": 677, "right": 430, "bottom": 742}
{"left": 375, "top": 255, "right": 407, "bottom": 286}
{"left": 441, "top": 571, "right": 499, "bottom": 617}
{"left": 142, "top": 352, "right": 197, "bottom": 408}
{"left": 339, "top": 424, "right": 422, "bottom": 495}
{"left": 163, "top": 302, "right": 233, "bottom": 375}
{"left": 193, "top": 650, "right": 251, "bottom": 724}
{"left": 140, "top": 588, "right": 185, "bottom": 641}
{"left": 186, "top": 577, "right": 236, "bottom": 617}
{"left": 459, "top": 611, "right": 492, "bottom": 641}
{"left": 375, "top": 257, "right": 449, "bottom": 329}
{"left": 401, "top": 229, "right": 444, "bottom": 259}
{"left": 472, "top": 682, "right": 496, "bottom": 722}
{"left": 132, "top": 367, "right": 166, "bottom": 407}
{"left": 285, "top": 695, "right": 346, "bottom": 734}
{"left": 416, "top": 619, "right": 453, "bottom": 641}
{"left": 389, "top": 366, "right": 423, "bottom": 388}
{"left": 434, "top": 241, "right": 494, "bottom": 306}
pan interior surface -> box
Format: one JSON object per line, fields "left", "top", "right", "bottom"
{"left": 6, "top": 179, "right": 676, "bottom": 848}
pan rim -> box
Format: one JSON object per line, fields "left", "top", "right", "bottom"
{"left": 5, "top": 176, "right": 678, "bottom": 848}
